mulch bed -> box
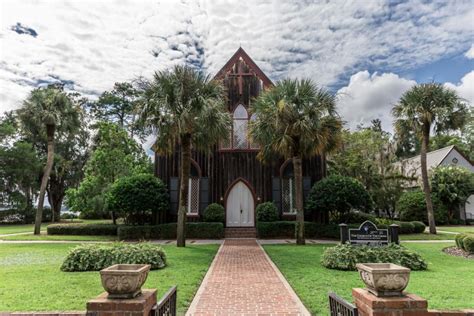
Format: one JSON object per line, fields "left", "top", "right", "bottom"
{"left": 443, "top": 246, "right": 474, "bottom": 260}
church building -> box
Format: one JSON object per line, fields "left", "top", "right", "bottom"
{"left": 154, "top": 48, "right": 326, "bottom": 229}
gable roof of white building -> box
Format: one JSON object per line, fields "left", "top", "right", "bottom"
{"left": 398, "top": 145, "right": 474, "bottom": 179}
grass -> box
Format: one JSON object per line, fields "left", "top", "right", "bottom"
{"left": 263, "top": 242, "right": 474, "bottom": 315}
{"left": 0, "top": 243, "right": 218, "bottom": 314}
{"left": 0, "top": 219, "right": 112, "bottom": 235}
{"left": 437, "top": 226, "right": 474, "bottom": 234}
{"left": 400, "top": 232, "right": 456, "bottom": 240}
{"left": 0, "top": 233, "right": 116, "bottom": 241}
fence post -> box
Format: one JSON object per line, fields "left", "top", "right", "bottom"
{"left": 339, "top": 224, "right": 349, "bottom": 244}
{"left": 389, "top": 224, "right": 399, "bottom": 244}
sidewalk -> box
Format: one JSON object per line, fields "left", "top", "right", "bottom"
{"left": 186, "top": 239, "right": 310, "bottom": 316}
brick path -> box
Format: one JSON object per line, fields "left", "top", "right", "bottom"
{"left": 186, "top": 239, "right": 310, "bottom": 316}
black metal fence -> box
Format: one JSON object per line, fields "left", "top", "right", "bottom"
{"left": 152, "top": 286, "right": 177, "bottom": 316}
{"left": 329, "top": 292, "right": 358, "bottom": 316}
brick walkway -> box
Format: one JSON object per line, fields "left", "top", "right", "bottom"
{"left": 186, "top": 239, "right": 310, "bottom": 316}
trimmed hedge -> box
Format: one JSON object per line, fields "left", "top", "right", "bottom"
{"left": 257, "top": 221, "right": 340, "bottom": 239}
{"left": 118, "top": 222, "right": 224, "bottom": 240}
{"left": 257, "top": 220, "right": 425, "bottom": 239}
{"left": 61, "top": 243, "right": 166, "bottom": 272}
{"left": 321, "top": 243, "right": 427, "bottom": 271}
{"left": 455, "top": 233, "right": 474, "bottom": 254}
{"left": 47, "top": 223, "right": 118, "bottom": 236}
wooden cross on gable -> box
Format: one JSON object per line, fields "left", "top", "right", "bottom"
{"left": 227, "top": 58, "right": 255, "bottom": 95}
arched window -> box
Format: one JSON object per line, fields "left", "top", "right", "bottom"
{"left": 249, "top": 113, "right": 259, "bottom": 149}
{"left": 220, "top": 104, "right": 259, "bottom": 150}
{"left": 187, "top": 162, "right": 200, "bottom": 215}
{"left": 281, "top": 161, "right": 296, "bottom": 215}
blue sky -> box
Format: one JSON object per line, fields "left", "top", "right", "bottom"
{"left": 1, "top": 0, "right": 473, "bottom": 134}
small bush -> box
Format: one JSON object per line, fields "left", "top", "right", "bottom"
{"left": 47, "top": 224, "right": 117, "bottom": 236}
{"left": 107, "top": 174, "right": 169, "bottom": 225}
{"left": 256, "top": 202, "right": 279, "bottom": 222}
{"left": 321, "top": 243, "right": 427, "bottom": 271}
{"left": 61, "top": 243, "right": 167, "bottom": 272}
{"left": 118, "top": 222, "right": 224, "bottom": 240}
{"left": 463, "top": 236, "right": 474, "bottom": 254}
{"left": 61, "top": 212, "right": 79, "bottom": 220}
{"left": 455, "top": 233, "right": 474, "bottom": 254}
{"left": 203, "top": 203, "right": 225, "bottom": 223}
{"left": 411, "top": 221, "right": 426, "bottom": 234}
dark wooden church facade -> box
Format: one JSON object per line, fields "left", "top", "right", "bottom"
{"left": 154, "top": 48, "right": 326, "bottom": 227}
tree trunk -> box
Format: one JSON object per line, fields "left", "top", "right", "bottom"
{"left": 177, "top": 134, "right": 191, "bottom": 247}
{"left": 47, "top": 175, "right": 64, "bottom": 222}
{"left": 293, "top": 156, "right": 305, "bottom": 245}
{"left": 420, "top": 126, "right": 436, "bottom": 234}
{"left": 34, "top": 124, "right": 55, "bottom": 235}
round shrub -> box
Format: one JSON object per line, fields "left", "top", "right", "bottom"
{"left": 256, "top": 202, "right": 279, "bottom": 222}
{"left": 396, "top": 190, "right": 447, "bottom": 224}
{"left": 463, "top": 236, "right": 474, "bottom": 254}
{"left": 455, "top": 233, "right": 466, "bottom": 249}
{"left": 455, "top": 233, "right": 474, "bottom": 254}
{"left": 306, "top": 175, "right": 373, "bottom": 223}
{"left": 61, "top": 242, "right": 167, "bottom": 272}
{"left": 321, "top": 243, "right": 427, "bottom": 271}
{"left": 203, "top": 203, "right": 225, "bottom": 223}
{"left": 107, "top": 174, "right": 169, "bottom": 225}
{"left": 411, "top": 221, "right": 426, "bottom": 234}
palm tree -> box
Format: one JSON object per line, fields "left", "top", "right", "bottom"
{"left": 250, "top": 79, "right": 342, "bottom": 245}
{"left": 138, "top": 65, "right": 231, "bottom": 247}
{"left": 17, "top": 85, "right": 80, "bottom": 234}
{"left": 392, "top": 83, "right": 468, "bottom": 234}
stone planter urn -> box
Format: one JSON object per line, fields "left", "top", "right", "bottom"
{"left": 100, "top": 264, "right": 151, "bottom": 299}
{"left": 356, "top": 263, "right": 410, "bottom": 297}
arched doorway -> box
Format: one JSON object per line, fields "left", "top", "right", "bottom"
{"left": 226, "top": 180, "right": 255, "bottom": 227}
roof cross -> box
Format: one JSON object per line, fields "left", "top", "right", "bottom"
{"left": 227, "top": 59, "right": 254, "bottom": 95}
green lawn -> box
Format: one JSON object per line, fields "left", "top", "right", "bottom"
{"left": 0, "top": 233, "right": 116, "bottom": 241}
{"left": 263, "top": 243, "right": 474, "bottom": 315}
{"left": 0, "top": 220, "right": 112, "bottom": 235}
{"left": 437, "top": 226, "right": 474, "bottom": 234}
{"left": 400, "top": 232, "right": 456, "bottom": 240}
{"left": 0, "top": 243, "right": 218, "bottom": 314}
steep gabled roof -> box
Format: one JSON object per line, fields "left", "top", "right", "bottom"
{"left": 213, "top": 47, "right": 273, "bottom": 88}
{"left": 397, "top": 145, "right": 473, "bottom": 179}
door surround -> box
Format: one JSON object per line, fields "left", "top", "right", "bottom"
{"left": 224, "top": 177, "right": 256, "bottom": 227}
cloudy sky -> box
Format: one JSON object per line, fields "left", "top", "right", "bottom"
{"left": 1, "top": 0, "right": 473, "bottom": 133}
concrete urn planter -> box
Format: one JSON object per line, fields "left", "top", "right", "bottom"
{"left": 356, "top": 263, "right": 410, "bottom": 297}
{"left": 100, "top": 264, "right": 151, "bottom": 299}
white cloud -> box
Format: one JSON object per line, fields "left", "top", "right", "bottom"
{"left": 445, "top": 71, "right": 474, "bottom": 106}
{"left": 336, "top": 70, "right": 474, "bottom": 133}
{"left": 336, "top": 71, "right": 416, "bottom": 132}
{"left": 0, "top": 0, "right": 473, "bottom": 127}
{"left": 465, "top": 44, "right": 474, "bottom": 59}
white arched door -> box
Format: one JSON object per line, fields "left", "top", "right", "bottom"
{"left": 226, "top": 181, "right": 255, "bottom": 227}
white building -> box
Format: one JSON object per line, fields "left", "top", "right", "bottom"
{"left": 398, "top": 145, "right": 474, "bottom": 221}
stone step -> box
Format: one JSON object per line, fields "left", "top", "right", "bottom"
{"left": 225, "top": 227, "right": 257, "bottom": 238}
